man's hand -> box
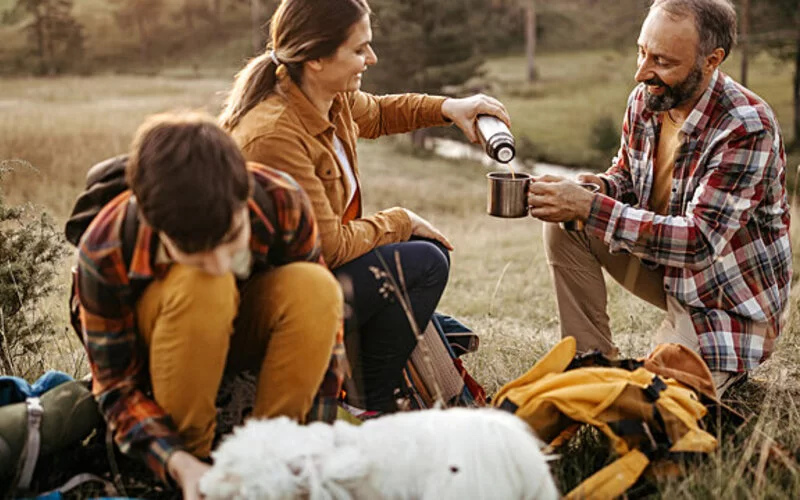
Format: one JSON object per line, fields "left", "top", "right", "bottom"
{"left": 403, "top": 209, "right": 454, "bottom": 251}
{"left": 576, "top": 173, "right": 607, "bottom": 195}
{"left": 441, "top": 94, "right": 511, "bottom": 143}
{"left": 527, "top": 175, "right": 598, "bottom": 223}
{"left": 167, "top": 450, "right": 211, "bottom": 500}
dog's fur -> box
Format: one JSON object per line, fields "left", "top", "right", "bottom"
{"left": 199, "top": 407, "right": 559, "bottom": 500}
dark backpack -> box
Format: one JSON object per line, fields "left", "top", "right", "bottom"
{"left": 65, "top": 155, "right": 138, "bottom": 343}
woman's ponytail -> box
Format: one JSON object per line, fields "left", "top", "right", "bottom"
{"left": 219, "top": 53, "right": 279, "bottom": 132}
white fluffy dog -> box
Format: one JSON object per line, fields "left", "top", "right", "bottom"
{"left": 199, "top": 407, "right": 559, "bottom": 500}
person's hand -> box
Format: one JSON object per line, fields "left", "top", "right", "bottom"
{"left": 167, "top": 450, "right": 211, "bottom": 500}
{"left": 576, "top": 172, "right": 607, "bottom": 195}
{"left": 527, "top": 175, "right": 597, "bottom": 223}
{"left": 441, "top": 94, "right": 511, "bottom": 143}
{"left": 403, "top": 209, "right": 454, "bottom": 251}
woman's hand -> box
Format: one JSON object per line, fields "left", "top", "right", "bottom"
{"left": 167, "top": 450, "right": 211, "bottom": 500}
{"left": 441, "top": 94, "right": 511, "bottom": 143}
{"left": 403, "top": 209, "right": 454, "bottom": 251}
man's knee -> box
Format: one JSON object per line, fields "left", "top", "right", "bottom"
{"left": 160, "top": 264, "right": 238, "bottom": 310}
{"left": 138, "top": 264, "right": 238, "bottom": 344}
{"left": 543, "top": 222, "right": 572, "bottom": 257}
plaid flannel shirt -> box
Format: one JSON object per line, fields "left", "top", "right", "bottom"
{"left": 76, "top": 162, "right": 346, "bottom": 483}
{"left": 588, "top": 70, "right": 792, "bottom": 372}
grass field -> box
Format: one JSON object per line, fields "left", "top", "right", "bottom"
{"left": 2, "top": 57, "right": 800, "bottom": 496}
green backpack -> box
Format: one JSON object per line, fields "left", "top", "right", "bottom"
{"left": 0, "top": 380, "right": 104, "bottom": 496}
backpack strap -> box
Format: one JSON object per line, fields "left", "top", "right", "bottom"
{"left": 35, "top": 472, "right": 119, "bottom": 498}
{"left": 122, "top": 195, "right": 139, "bottom": 270}
{"left": 15, "top": 397, "right": 43, "bottom": 492}
{"left": 68, "top": 195, "right": 140, "bottom": 344}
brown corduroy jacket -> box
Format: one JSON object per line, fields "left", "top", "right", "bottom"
{"left": 230, "top": 66, "right": 449, "bottom": 269}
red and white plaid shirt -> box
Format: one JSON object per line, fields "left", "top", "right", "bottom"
{"left": 587, "top": 70, "right": 792, "bottom": 373}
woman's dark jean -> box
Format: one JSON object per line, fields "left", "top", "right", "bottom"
{"left": 332, "top": 238, "right": 450, "bottom": 411}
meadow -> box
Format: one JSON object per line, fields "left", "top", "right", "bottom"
{"left": 1, "top": 49, "right": 800, "bottom": 497}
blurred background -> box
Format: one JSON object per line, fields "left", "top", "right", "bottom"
{"left": 1, "top": 0, "right": 798, "bottom": 180}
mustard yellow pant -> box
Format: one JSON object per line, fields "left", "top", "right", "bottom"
{"left": 135, "top": 262, "right": 342, "bottom": 458}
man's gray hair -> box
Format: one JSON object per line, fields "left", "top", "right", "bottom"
{"left": 652, "top": 0, "right": 737, "bottom": 61}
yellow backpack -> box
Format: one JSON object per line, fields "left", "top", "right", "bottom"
{"left": 493, "top": 337, "right": 718, "bottom": 500}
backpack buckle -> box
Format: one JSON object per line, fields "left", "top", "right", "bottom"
{"left": 644, "top": 375, "right": 667, "bottom": 402}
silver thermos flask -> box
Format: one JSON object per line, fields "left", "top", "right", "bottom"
{"left": 476, "top": 115, "right": 515, "bottom": 164}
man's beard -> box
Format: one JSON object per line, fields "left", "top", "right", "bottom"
{"left": 643, "top": 64, "right": 704, "bottom": 112}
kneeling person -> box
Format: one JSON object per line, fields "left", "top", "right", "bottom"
{"left": 75, "top": 112, "right": 345, "bottom": 497}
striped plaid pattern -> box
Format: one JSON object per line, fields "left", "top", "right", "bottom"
{"left": 588, "top": 70, "right": 792, "bottom": 372}
{"left": 77, "top": 162, "right": 346, "bottom": 483}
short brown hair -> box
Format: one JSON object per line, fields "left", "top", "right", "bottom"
{"left": 651, "top": 0, "right": 737, "bottom": 61}
{"left": 219, "top": 0, "right": 371, "bottom": 131}
{"left": 126, "top": 112, "right": 251, "bottom": 253}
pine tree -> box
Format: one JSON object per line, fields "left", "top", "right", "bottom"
{"left": 110, "top": 0, "right": 164, "bottom": 60}
{"left": 367, "top": 0, "right": 484, "bottom": 96}
{"left": 10, "top": 0, "right": 84, "bottom": 75}
{"left": 747, "top": 0, "right": 800, "bottom": 145}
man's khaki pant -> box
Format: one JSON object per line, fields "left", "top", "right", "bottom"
{"left": 136, "top": 262, "right": 342, "bottom": 459}
{"left": 543, "top": 223, "right": 744, "bottom": 394}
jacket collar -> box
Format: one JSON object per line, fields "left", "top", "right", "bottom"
{"left": 277, "top": 65, "right": 344, "bottom": 137}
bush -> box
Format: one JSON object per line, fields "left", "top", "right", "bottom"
{"left": 0, "top": 162, "right": 68, "bottom": 377}
{"left": 589, "top": 115, "right": 621, "bottom": 160}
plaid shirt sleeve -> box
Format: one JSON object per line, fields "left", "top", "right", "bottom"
{"left": 77, "top": 194, "right": 184, "bottom": 485}
{"left": 250, "top": 164, "right": 348, "bottom": 421}
{"left": 585, "top": 127, "right": 777, "bottom": 270}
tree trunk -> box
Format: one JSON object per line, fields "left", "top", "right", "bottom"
{"left": 184, "top": 0, "right": 194, "bottom": 30}
{"left": 251, "top": 0, "right": 267, "bottom": 54}
{"left": 136, "top": 14, "right": 149, "bottom": 60}
{"left": 32, "top": 3, "right": 47, "bottom": 75}
{"left": 794, "top": 21, "right": 800, "bottom": 147}
{"left": 43, "top": 1, "right": 56, "bottom": 74}
{"left": 213, "top": 0, "right": 222, "bottom": 32}
{"left": 525, "top": 0, "right": 537, "bottom": 82}
{"left": 411, "top": 129, "right": 429, "bottom": 151}
{"left": 740, "top": 0, "right": 750, "bottom": 86}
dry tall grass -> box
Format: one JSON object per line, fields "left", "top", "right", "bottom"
{"left": 1, "top": 72, "right": 799, "bottom": 497}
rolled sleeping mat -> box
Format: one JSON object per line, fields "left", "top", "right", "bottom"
{"left": 0, "top": 380, "right": 102, "bottom": 482}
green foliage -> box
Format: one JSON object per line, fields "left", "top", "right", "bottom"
{"left": 589, "top": 114, "right": 620, "bottom": 161}
{"left": 748, "top": 0, "right": 798, "bottom": 59}
{"left": 8, "top": 0, "right": 86, "bottom": 74}
{"left": 366, "top": 0, "right": 485, "bottom": 96}
{"left": 0, "top": 163, "right": 68, "bottom": 377}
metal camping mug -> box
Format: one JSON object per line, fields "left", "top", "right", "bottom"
{"left": 486, "top": 171, "right": 533, "bottom": 218}
{"left": 561, "top": 182, "right": 601, "bottom": 231}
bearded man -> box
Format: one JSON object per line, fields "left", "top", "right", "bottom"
{"left": 528, "top": 0, "right": 792, "bottom": 395}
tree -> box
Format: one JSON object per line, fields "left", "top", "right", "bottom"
{"left": 6, "top": 0, "right": 84, "bottom": 75}
{"left": 739, "top": 0, "right": 750, "bottom": 87}
{"left": 525, "top": 0, "right": 537, "bottom": 81}
{"left": 250, "top": 0, "right": 277, "bottom": 54}
{"left": 367, "top": 0, "right": 485, "bottom": 147}
{"left": 748, "top": 0, "right": 800, "bottom": 146}
{"left": 368, "top": 0, "right": 484, "bottom": 95}
{"left": 111, "top": 0, "right": 164, "bottom": 60}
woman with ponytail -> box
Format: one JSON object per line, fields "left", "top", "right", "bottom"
{"left": 221, "top": 0, "right": 510, "bottom": 413}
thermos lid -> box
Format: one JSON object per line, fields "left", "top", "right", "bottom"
{"left": 496, "top": 145, "right": 514, "bottom": 163}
